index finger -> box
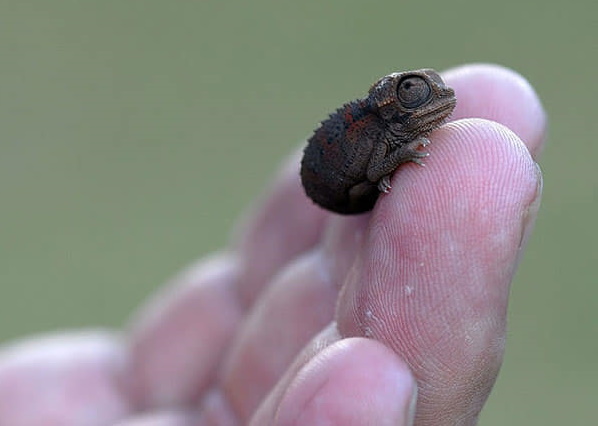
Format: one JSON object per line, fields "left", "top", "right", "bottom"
{"left": 333, "top": 64, "right": 545, "bottom": 425}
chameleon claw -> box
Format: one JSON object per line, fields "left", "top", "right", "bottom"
{"left": 378, "top": 175, "right": 392, "bottom": 193}
{"left": 411, "top": 157, "right": 427, "bottom": 166}
{"left": 410, "top": 150, "right": 429, "bottom": 166}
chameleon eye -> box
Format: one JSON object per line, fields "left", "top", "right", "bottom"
{"left": 397, "top": 76, "right": 431, "bottom": 108}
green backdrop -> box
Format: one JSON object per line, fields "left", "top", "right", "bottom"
{"left": 1, "top": 1, "right": 596, "bottom": 424}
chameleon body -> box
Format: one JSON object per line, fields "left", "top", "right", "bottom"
{"left": 301, "top": 69, "right": 456, "bottom": 214}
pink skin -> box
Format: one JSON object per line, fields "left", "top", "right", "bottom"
{"left": 0, "top": 64, "right": 546, "bottom": 426}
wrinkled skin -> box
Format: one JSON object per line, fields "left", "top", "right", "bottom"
{"left": 0, "top": 64, "right": 546, "bottom": 426}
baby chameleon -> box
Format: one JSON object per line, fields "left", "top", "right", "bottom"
{"left": 300, "top": 69, "right": 456, "bottom": 214}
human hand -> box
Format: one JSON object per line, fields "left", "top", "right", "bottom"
{"left": 0, "top": 63, "right": 546, "bottom": 426}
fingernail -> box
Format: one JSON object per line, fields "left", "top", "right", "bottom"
{"left": 519, "top": 162, "right": 543, "bottom": 250}
{"left": 405, "top": 385, "right": 418, "bottom": 426}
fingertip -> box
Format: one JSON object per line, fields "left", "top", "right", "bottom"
{"left": 0, "top": 331, "right": 131, "bottom": 425}
{"left": 126, "top": 254, "right": 242, "bottom": 410}
{"left": 232, "top": 146, "right": 329, "bottom": 306}
{"left": 370, "top": 118, "right": 540, "bottom": 252}
{"left": 443, "top": 63, "right": 547, "bottom": 158}
{"left": 273, "top": 338, "right": 416, "bottom": 426}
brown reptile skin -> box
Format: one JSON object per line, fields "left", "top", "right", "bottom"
{"left": 301, "top": 69, "right": 456, "bottom": 214}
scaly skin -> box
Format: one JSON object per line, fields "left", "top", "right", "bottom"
{"left": 301, "top": 69, "right": 456, "bottom": 214}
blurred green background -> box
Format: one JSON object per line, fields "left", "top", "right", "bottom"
{"left": 0, "top": 1, "right": 595, "bottom": 424}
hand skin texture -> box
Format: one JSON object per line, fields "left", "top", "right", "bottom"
{"left": 0, "top": 64, "right": 545, "bottom": 426}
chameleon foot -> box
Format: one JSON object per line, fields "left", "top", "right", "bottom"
{"left": 407, "top": 137, "right": 430, "bottom": 166}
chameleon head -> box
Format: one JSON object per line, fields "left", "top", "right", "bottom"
{"left": 369, "top": 69, "right": 457, "bottom": 137}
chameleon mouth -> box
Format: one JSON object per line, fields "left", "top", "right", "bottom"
{"left": 410, "top": 99, "right": 456, "bottom": 136}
